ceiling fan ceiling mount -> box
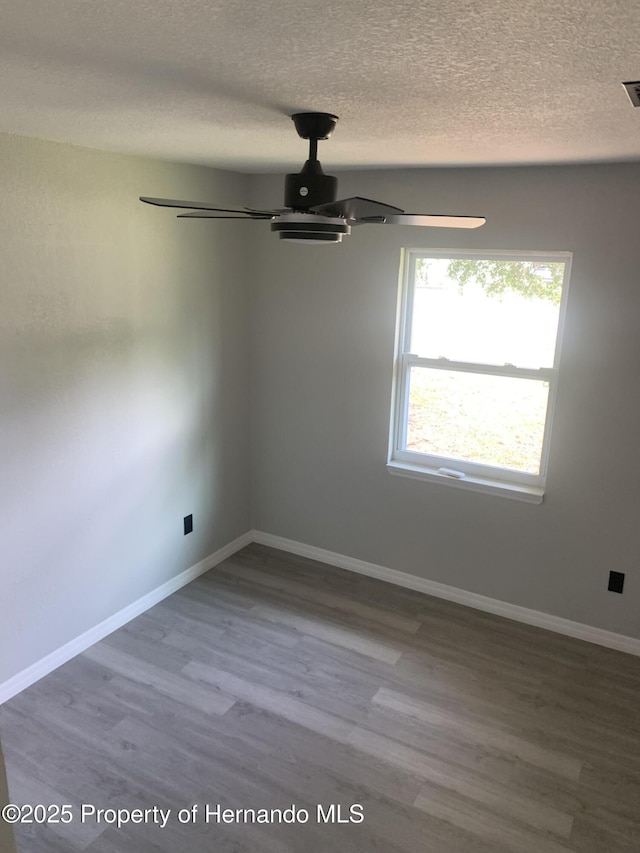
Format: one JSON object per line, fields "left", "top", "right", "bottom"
{"left": 140, "top": 112, "right": 486, "bottom": 242}
{"left": 290, "top": 112, "right": 339, "bottom": 141}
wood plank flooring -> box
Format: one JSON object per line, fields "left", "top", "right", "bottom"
{"left": 1, "top": 543, "right": 640, "bottom": 852}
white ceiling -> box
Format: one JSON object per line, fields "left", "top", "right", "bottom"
{"left": 2, "top": 0, "right": 640, "bottom": 172}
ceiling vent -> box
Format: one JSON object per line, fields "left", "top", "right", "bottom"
{"left": 622, "top": 81, "right": 640, "bottom": 107}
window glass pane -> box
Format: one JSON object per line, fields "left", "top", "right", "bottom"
{"left": 406, "top": 367, "right": 550, "bottom": 474}
{"left": 410, "top": 258, "right": 564, "bottom": 368}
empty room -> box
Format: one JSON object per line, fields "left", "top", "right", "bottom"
{"left": 1, "top": 2, "right": 640, "bottom": 852}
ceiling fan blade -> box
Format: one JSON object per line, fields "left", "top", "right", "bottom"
{"left": 310, "top": 196, "right": 404, "bottom": 220}
{"left": 362, "top": 213, "right": 486, "bottom": 228}
{"left": 177, "top": 211, "right": 271, "bottom": 219}
{"left": 244, "top": 206, "right": 288, "bottom": 216}
{"left": 140, "top": 196, "right": 253, "bottom": 214}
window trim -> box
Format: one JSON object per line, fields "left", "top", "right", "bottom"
{"left": 388, "top": 248, "right": 572, "bottom": 501}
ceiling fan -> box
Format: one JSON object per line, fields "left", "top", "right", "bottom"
{"left": 140, "top": 113, "right": 486, "bottom": 243}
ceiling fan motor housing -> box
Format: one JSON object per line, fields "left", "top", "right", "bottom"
{"left": 284, "top": 166, "right": 337, "bottom": 211}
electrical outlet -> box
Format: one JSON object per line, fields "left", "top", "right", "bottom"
{"left": 608, "top": 570, "right": 624, "bottom": 593}
{"left": 183, "top": 514, "right": 193, "bottom": 535}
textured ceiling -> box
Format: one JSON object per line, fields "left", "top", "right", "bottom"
{"left": 1, "top": 0, "right": 640, "bottom": 172}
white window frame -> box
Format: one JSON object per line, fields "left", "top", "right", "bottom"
{"left": 388, "top": 248, "right": 572, "bottom": 503}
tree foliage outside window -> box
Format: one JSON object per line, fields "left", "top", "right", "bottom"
{"left": 416, "top": 257, "right": 564, "bottom": 305}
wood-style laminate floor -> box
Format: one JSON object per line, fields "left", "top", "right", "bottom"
{"left": 2, "top": 543, "right": 640, "bottom": 852}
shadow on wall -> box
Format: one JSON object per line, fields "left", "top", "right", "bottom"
{"left": 0, "top": 314, "right": 223, "bottom": 680}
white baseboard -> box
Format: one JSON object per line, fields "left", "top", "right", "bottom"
{"left": 251, "top": 530, "right": 640, "bottom": 658}
{"left": 0, "top": 532, "right": 253, "bottom": 705}
{"left": 3, "top": 527, "right": 638, "bottom": 705}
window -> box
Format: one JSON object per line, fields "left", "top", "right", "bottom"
{"left": 388, "top": 249, "right": 571, "bottom": 502}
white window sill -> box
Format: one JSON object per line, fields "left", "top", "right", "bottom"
{"left": 387, "top": 461, "right": 544, "bottom": 504}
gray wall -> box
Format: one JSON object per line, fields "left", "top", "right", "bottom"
{"left": 249, "top": 163, "right": 640, "bottom": 639}
{"left": 0, "top": 134, "right": 252, "bottom": 685}
{"left": 2, "top": 140, "right": 639, "bottom": 693}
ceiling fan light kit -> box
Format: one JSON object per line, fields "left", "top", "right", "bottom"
{"left": 140, "top": 112, "right": 486, "bottom": 242}
{"left": 271, "top": 213, "right": 351, "bottom": 243}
